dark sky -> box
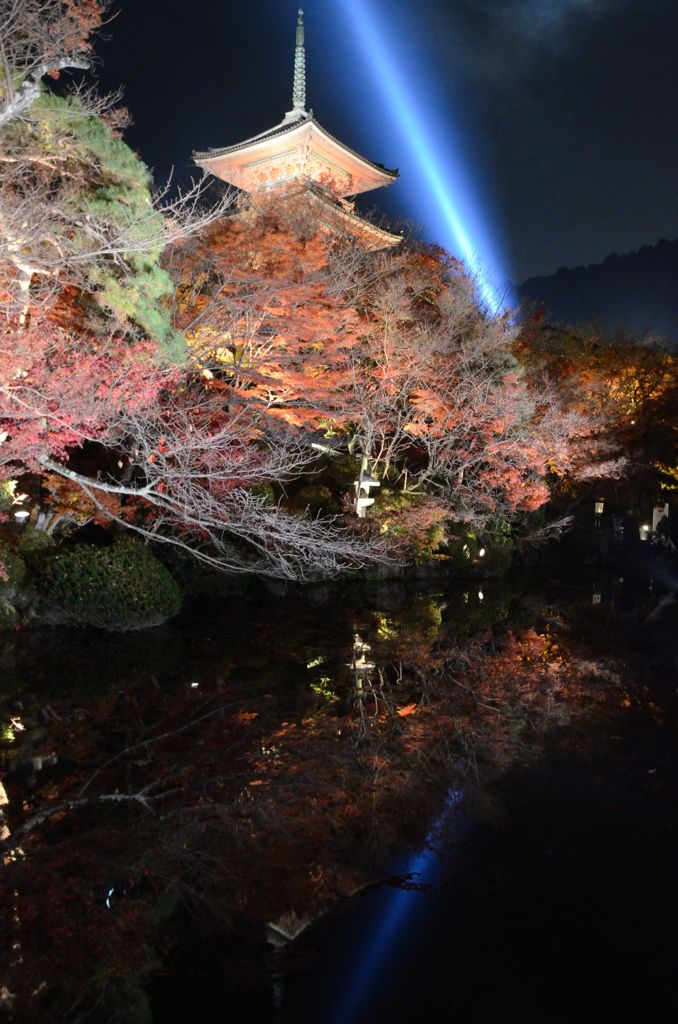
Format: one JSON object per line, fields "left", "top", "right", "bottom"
{"left": 95, "top": 0, "right": 678, "bottom": 282}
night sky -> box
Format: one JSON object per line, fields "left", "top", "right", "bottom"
{"left": 95, "top": 0, "right": 678, "bottom": 284}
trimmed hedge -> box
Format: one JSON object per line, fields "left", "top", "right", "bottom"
{"left": 40, "top": 540, "right": 181, "bottom": 631}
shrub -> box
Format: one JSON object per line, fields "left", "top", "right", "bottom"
{"left": 0, "top": 596, "right": 17, "bottom": 631}
{"left": 0, "top": 480, "right": 20, "bottom": 513}
{"left": 19, "top": 526, "right": 56, "bottom": 571}
{"left": 0, "top": 542, "right": 27, "bottom": 593}
{"left": 447, "top": 533, "right": 480, "bottom": 568}
{"left": 40, "top": 540, "right": 181, "bottom": 631}
{"left": 447, "top": 518, "right": 514, "bottom": 578}
{"left": 250, "top": 482, "right": 276, "bottom": 505}
{"left": 291, "top": 484, "right": 338, "bottom": 516}
{"left": 372, "top": 491, "right": 448, "bottom": 561}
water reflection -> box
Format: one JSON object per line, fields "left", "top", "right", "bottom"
{"left": 332, "top": 787, "right": 463, "bottom": 1024}
{"left": 0, "top": 576, "right": 671, "bottom": 1021}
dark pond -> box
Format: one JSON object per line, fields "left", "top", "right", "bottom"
{"left": 1, "top": 559, "right": 677, "bottom": 1023}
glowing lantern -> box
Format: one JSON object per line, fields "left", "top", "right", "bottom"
{"left": 354, "top": 454, "right": 380, "bottom": 517}
{"left": 356, "top": 496, "right": 375, "bottom": 515}
{"left": 359, "top": 476, "right": 380, "bottom": 492}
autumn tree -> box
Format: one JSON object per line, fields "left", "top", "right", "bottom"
{"left": 516, "top": 315, "right": 678, "bottom": 499}
{"left": 174, "top": 198, "right": 590, "bottom": 544}
{"left": 0, "top": 3, "right": 611, "bottom": 578}
{"left": 0, "top": 0, "right": 223, "bottom": 334}
{"left": 334, "top": 244, "right": 578, "bottom": 527}
{"left": 170, "top": 191, "right": 368, "bottom": 433}
{"left": 0, "top": 5, "right": 382, "bottom": 580}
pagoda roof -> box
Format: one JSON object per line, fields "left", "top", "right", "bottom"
{"left": 193, "top": 112, "right": 398, "bottom": 198}
{"left": 304, "top": 184, "right": 402, "bottom": 250}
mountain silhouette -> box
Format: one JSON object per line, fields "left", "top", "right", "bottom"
{"left": 518, "top": 238, "right": 678, "bottom": 343}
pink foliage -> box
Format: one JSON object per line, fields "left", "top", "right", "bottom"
{"left": 0, "top": 317, "right": 174, "bottom": 474}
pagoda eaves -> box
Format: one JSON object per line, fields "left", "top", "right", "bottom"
{"left": 193, "top": 112, "right": 398, "bottom": 199}
{"left": 192, "top": 9, "right": 401, "bottom": 250}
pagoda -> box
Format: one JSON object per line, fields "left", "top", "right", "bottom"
{"left": 193, "top": 9, "right": 401, "bottom": 250}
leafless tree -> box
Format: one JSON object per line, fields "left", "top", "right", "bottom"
{"left": 38, "top": 388, "right": 387, "bottom": 580}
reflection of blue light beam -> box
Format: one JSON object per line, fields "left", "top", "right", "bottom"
{"left": 332, "top": 788, "right": 463, "bottom": 1024}
{"left": 339, "top": 1, "right": 512, "bottom": 315}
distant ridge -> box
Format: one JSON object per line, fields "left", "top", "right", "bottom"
{"left": 518, "top": 238, "right": 678, "bottom": 343}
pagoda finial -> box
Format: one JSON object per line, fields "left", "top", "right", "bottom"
{"left": 291, "top": 8, "right": 306, "bottom": 114}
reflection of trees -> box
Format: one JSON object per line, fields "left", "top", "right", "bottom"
{"left": 0, "top": 589, "right": 625, "bottom": 1020}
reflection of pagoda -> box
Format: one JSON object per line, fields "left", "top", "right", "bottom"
{"left": 193, "top": 9, "right": 401, "bottom": 250}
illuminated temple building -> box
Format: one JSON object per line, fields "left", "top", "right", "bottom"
{"left": 193, "top": 9, "right": 401, "bottom": 250}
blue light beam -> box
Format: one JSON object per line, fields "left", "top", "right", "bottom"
{"left": 332, "top": 788, "right": 463, "bottom": 1024}
{"left": 339, "top": 0, "right": 512, "bottom": 314}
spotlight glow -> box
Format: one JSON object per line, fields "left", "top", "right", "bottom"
{"left": 340, "top": 0, "right": 512, "bottom": 314}
{"left": 332, "top": 788, "right": 463, "bottom": 1023}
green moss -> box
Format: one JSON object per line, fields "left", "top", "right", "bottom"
{"left": 40, "top": 540, "right": 181, "bottom": 631}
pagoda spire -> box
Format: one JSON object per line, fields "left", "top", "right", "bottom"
{"left": 286, "top": 8, "right": 307, "bottom": 121}
{"left": 193, "top": 3, "right": 400, "bottom": 246}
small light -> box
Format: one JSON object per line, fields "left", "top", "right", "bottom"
{"left": 13, "top": 509, "right": 29, "bottom": 522}
{"left": 592, "top": 593, "right": 602, "bottom": 605}
{"left": 594, "top": 500, "right": 604, "bottom": 516}
{"left": 630, "top": 419, "right": 636, "bottom": 425}
{"left": 478, "top": 590, "right": 484, "bottom": 601}
{"left": 190, "top": 681, "right": 200, "bottom": 689}
{"left": 478, "top": 547, "right": 486, "bottom": 557}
